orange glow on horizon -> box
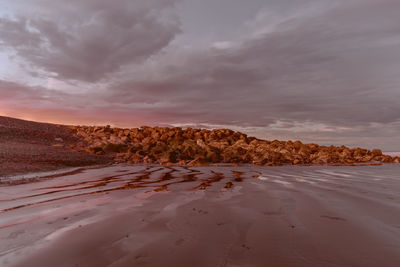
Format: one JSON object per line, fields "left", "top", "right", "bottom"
{"left": 0, "top": 108, "right": 145, "bottom": 128}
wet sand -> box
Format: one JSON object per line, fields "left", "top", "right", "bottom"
{"left": 1, "top": 164, "right": 400, "bottom": 267}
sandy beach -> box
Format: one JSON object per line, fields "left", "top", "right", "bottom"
{"left": 1, "top": 164, "right": 399, "bottom": 267}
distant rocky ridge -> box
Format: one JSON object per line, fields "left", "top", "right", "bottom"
{"left": 69, "top": 125, "right": 400, "bottom": 166}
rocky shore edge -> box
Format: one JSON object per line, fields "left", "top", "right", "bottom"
{"left": 67, "top": 125, "right": 400, "bottom": 166}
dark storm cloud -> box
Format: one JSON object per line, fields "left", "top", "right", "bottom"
{"left": 109, "top": 0, "right": 400, "bottom": 128}
{"left": 0, "top": 0, "right": 180, "bottom": 82}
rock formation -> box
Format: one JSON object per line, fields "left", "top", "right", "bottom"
{"left": 68, "top": 125, "right": 400, "bottom": 166}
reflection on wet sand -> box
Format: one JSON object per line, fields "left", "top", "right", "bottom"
{"left": 1, "top": 166, "right": 254, "bottom": 214}
{"left": 1, "top": 164, "right": 400, "bottom": 267}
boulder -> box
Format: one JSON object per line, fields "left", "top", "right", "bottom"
{"left": 371, "top": 149, "right": 383, "bottom": 157}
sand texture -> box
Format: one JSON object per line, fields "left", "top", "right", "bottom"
{"left": 1, "top": 164, "right": 399, "bottom": 267}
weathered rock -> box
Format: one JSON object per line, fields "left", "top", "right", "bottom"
{"left": 371, "top": 149, "right": 383, "bottom": 157}
{"left": 103, "top": 143, "right": 129, "bottom": 153}
{"left": 70, "top": 125, "right": 398, "bottom": 166}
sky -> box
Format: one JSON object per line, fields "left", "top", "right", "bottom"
{"left": 0, "top": 0, "right": 400, "bottom": 150}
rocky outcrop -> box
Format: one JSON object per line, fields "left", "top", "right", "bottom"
{"left": 68, "top": 125, "right": 400, "bottom": 166}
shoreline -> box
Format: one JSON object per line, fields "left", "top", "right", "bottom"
{"left": 0, "top": 165, "right": 112, "bottom": 186}
{"left": 2, "top": 161, "right": 398, "bottom": 187}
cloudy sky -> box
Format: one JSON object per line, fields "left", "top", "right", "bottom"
{"left": 1, "top": 0, "right": 400, "bottom": 150}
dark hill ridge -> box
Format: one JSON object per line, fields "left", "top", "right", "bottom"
{"left": 69, "top": 124, "right": 400, "bottom": 166}
{"left": 0, "top": 116, "right": 111, "bottom": 177}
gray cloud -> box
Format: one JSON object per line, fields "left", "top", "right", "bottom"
{"left": 108, "top": 0, "right": 400, "bottom": 128}
{"left": 0, "top": 0, "right": 180, "bottom": 82}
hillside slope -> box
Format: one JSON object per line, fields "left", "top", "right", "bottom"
{"left": 0, "top": 116, "right": 111, "bottom": 177}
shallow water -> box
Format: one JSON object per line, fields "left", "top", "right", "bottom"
{"left": 1, "top": 164, "right": 400, "bottom": 267}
